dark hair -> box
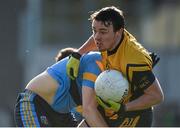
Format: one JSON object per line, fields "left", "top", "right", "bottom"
{"left": 89, "top": 6, "right": 125, "bottom": 32}
{"left": 55, "top": 47, "right": 77, "bottom": 62}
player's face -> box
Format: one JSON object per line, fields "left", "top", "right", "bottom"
{"left": 92, "top": 20, "right": 121, "bottom": 52}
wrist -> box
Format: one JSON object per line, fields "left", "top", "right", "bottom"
{"left": 124, "top": 104, "right": 127, "bottom": 111}
{"left": 117, "top": 104, "right": 126, "bottom": 114}
{"left": 77, "top": 50, "right": 84, "bottom": 56}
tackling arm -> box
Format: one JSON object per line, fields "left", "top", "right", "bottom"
{"left": 66, "top": 35, "right": 97, "bottom": 79}
{"left": 78, "top": 35, "right": 98, "bottom": 55}
{"left": 82, "top": 86, "right": 108, "bottom": 127}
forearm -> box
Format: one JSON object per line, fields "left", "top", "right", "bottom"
{"left": 125, "top": 79, "right": 164, "bottom": 111}
{"left": 125, "top": 93, "right": 159, "bottom": 111}
{"left": 82, "top": 87, "right": 108, "bottom": 127}
{"left": 83, "top": 107, "right": 108, "bottom": 127}
{"left": 78, "top": 35, "right": 98, "bottom": 55}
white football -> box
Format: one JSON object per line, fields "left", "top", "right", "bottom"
{"left": 95, "top": 70, "right": 129, "bottom": 102}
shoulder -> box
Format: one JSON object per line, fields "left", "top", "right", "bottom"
{"left": 81, "top": 51, "right": 102, "bottom": 62}
{"left": 122, "top": 31, "right": 152, "bottom": 68}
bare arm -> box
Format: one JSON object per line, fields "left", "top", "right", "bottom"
{"left": 125, "top": 78, "right": 164, "bottom": 111}
{"left": 78, "top": 35, "right": 98, "bottom": 55}
{"left": 82, "top": 86, "right": 108, "bottom": 127}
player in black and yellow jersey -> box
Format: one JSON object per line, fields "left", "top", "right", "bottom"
{"left": 66, "top": 6, "right": 164, "bottom": 127}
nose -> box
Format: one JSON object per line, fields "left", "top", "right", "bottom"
{"left": 94, "top": 32, "right": 101, "bottom": 42}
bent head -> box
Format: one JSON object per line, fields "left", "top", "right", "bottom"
{"left": 90, "top": 6, "right": 125, "bottom": 51}
{"left": 55, "top": 47, "right": 77, "bottom": 62}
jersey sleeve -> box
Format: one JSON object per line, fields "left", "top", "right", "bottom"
{"left": 81, "top": 56, "right": 102, "bottom": 89}
{"left": 125, "top": 44, "right": 155, "bottom": 91}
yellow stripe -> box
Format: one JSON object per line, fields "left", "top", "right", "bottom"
{"left": 28, "top": 101, "right": 36, "bottom": 126}
{"left": 27, "top": 102, "right": 32, "bottom": 126}
{"left": 24, "top": 102, "right": 28, "bottom": 126}
{"left": 96, "top": 60, "right": 104, "bottom": 71}
{"left": 22, "top": 93, "right": 36, "bottom": 126}
{"left": 26, "top": 102, "right": 31, "bottom": 126}
{"left": 131, "top": 116, "right": 140, "bottom": 127}
{"left": 83, "top": 72, "right": 97, "bottom": 82}
{"left": 128, "top": 65, "right": 150, "bottom": 82}
{"left": 22, "top": 102, "right": 26, "bottom": 126}
{"left": 119, "top": 116, "right": 140, "bottom": 127}
{"left": 109, "top": 114, "right": 118, "bottom": 120}
{"left": 104, "top": 109, "right": 115, "bottom": 117}
{"left": 119, "top": 117, "right": 130, "bottom": 127}
{"left": 76, "top": 105, "right": 83, "bottom": 114}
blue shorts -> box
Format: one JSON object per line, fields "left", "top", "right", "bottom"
{"left": 14, "top": 89, "right": 78, "bottom": 127}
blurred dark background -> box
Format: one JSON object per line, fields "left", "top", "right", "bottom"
{"left": 0, "top": 0, "right": 180, "bottom": 126}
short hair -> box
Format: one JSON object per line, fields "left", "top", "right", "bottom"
{"left": 89, "top": 6, "right": 125, "bottom": 32}
{"left": 55, "top": 47, "right": 77, "bottom": 62}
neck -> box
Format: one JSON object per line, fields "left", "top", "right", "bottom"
{"left": 109, "top": 35, "right": 122, "bottom": 51}
{"left": 107, "top": 32, "right": 124, "bottom": 56}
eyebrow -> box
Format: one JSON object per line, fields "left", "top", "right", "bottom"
{"left": 92, "top": 27, "right": 108, "bottom": 31}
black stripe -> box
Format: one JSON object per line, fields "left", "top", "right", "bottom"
{"left": 126, "top": 64, "right": 148, "bottom": 82}
{"left": 126, "top": 64, "right": 148, "bottom": 94}
{"left": 70, "top": 79, "right": 82, "bottom": 105}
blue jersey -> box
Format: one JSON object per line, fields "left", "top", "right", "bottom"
{"left": 46, "top": 52, "right": 102, "bottom": 113}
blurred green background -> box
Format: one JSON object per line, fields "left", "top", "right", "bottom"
{"left": 0, "top": 0, "right": 180, "bottom": 126}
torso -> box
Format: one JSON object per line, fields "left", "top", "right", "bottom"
{"left": 26, "top": 71, "right": 58, "bottom": 105}
{"left": 101, "top": 30, "right": 153, "bottom": 102}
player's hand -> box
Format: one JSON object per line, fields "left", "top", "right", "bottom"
{"left": 96, "top": 96, "right": 121, "bottom": 112}
{"left": 149, "top": 52, "right": 160, "bottom": 68}
{"left": 66, "top": 52, "right": 81, "bottom": 80}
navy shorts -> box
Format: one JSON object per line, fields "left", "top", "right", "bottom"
{"left": 98, "top": 106, "right": 153, "bottom": 127}
{"left": 14, "top": 90, "right": 78, "bottom": 127}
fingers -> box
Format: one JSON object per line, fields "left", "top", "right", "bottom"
{"left": 96, "top": 96, "right": 108, "bottom": 109}
{"left": 74, "top": 67, "right": 78, "bottom": 78}
{"left": 107, "top": 100, "right": 120, "bottom": 112}
{"left": 70, "top": 68, "right": 75, "bottom": 80}
{"left": 67, "top": 65, "right": 75, "bottom": 80}
{"left": 96, "top": 97, "right": 120, "bottom": 112}
{"left": 149, "top": 52, "right": 160, "bottom": 68}
{"left": 66, "top": 53, "right": 80, "bottom": 79}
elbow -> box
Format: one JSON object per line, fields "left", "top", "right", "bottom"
{"left": 155, "top": 91, "right": 164, "bottom": 104}
{"left": 151, "top": 79, "right": 164, "bottom": 104}
{"left": 159, "top": 91, "right": 164, "bottom": 103}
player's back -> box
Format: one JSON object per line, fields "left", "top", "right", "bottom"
{"left": 26, "top": 52, "right": 102, "bottom": 114}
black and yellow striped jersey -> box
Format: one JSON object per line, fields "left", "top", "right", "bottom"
{"left": 101, "top": 29, "right": 155, "bottom": 103}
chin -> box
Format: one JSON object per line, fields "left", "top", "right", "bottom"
{"left": 97, "top": 46, "right": 107, "bottom": 52}
{"left": 98, "top": 48, "right": 106, "bottom": 52}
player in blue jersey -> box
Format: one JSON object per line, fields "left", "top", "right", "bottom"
{"left": 14, "top": 47, "right": 108, "bottom": 127}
